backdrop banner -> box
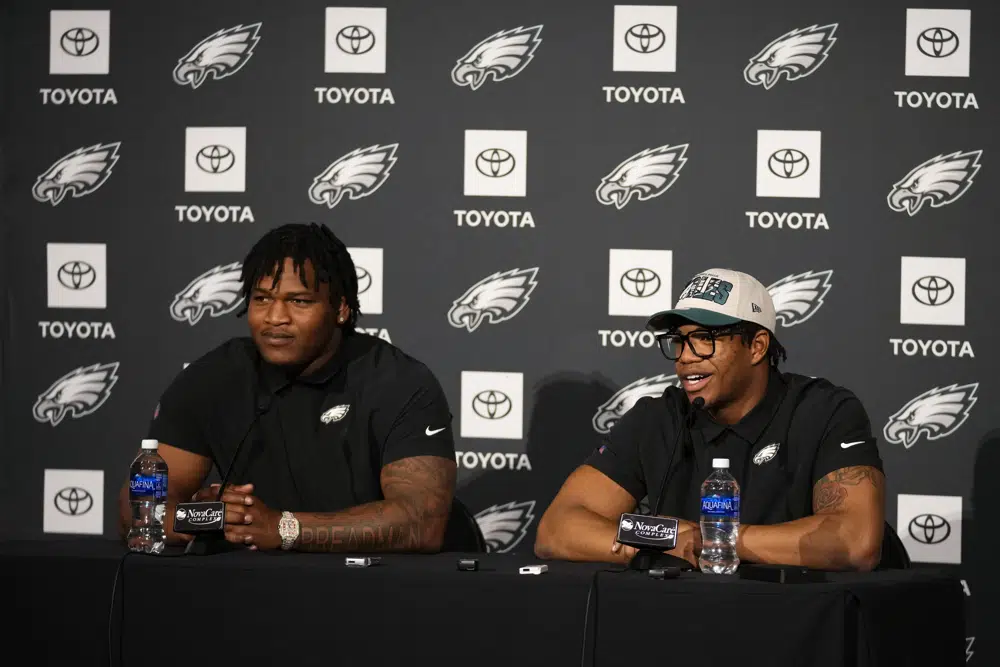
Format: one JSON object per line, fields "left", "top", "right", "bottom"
{"left": 2, "top": 1, "right": 995, "bottom": 662}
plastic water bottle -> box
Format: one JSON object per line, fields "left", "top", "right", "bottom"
{"left": 127, "top": 439, "right": 168, "bottom": 554}
{"left": 699, "top": 458, "right": 740, "bottom": 574}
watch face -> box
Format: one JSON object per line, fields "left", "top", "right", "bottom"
{"left": 279, "top": 513, "right": 297, "bottom": 538}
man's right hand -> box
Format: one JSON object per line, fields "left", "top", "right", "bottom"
{"left": 610, "top": 540, "right": 639, "bottom": 564}
{"left": 190, "top": 483, "right": 256, "bottom": 525}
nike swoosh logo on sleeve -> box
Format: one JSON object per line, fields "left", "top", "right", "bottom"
{"left": 840, "top": 440, "right": 865, "bottom": 449}
{"left": 425, "top": 426, "right": 446, "bottom": 436}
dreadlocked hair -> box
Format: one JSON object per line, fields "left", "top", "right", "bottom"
{"left": 236, "top": 222, "right": 361, "bottom": 331}
{"left": 736, "top": 322, "right": 787, "bottom": 369}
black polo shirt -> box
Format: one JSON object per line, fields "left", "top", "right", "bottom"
{"left": 147, "top": 332, "right": 455, "bottom": 513}
{"left": 585, "top": 369, "right": 884, "bottom": 525}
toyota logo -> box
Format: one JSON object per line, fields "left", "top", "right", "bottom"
{"left": 54, "top": 487, "right": 93, "bottom": 516}
{"left": 60, "top": 28, "right": 100, "bottom": 57}
{"left": 916, "top": 27, "right": 959, "bottom": 59}
{"left": 336, "top": 25, "right": 376, "bottom": 55}
{"left": 912, "top": 276, "right": 954, "bottom": 306}
{"left": 624, "top": 23, "right": 665, "bottom": 54}
{"left": 908, "top": 513, "right": 951, "bottom": 545}
{"left": 356, "top": 266, "right": 372, "bottom": 295}
{"left": 475, "top": 149, "right": 516, "bottom": 178}
{"left": 195, "top": 145, "right": 235, "bottom": 174}
{"left": 620, "top": 268, "right": 661, "bottom": 298}
{"left": 57, "top": 261, "right": 97, "bottom": 290}
{"left": 472, "top": 390, "right": 512, "bottom": 420}
{"left": 768, "top": 149, "right": 809, "bottom": 179}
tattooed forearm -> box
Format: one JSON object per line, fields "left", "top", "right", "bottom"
{"left": 812, "top": 466, "right": 880, "bottom": 513}
{"left": 298, "top": 508, "right": 423, "bottom": 551}
{"left": 294, "top": 456, "right": 456, "bottom": 553}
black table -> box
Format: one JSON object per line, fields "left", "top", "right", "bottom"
{"left": 2, "top": 539, "right": 966, "bottom": 667}
{"left": 594, "top": 566, "right": 966, "bottom": 667}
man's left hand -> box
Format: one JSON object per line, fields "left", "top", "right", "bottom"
{"left": 220, "top": 490, "right": 282, "bottom": 551}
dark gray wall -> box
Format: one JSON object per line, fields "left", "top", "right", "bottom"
{"left": 2, "top": 0, "right": 994, "bottom": 662}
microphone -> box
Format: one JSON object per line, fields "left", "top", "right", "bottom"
{"left": 619, "top": 396, "right": 704, "bottom": 571}
{"left": 175, "top": 394, "right": 272, "bottom": 555}
{"left": 652, "top": 396, "right": 704, "bottom": 516}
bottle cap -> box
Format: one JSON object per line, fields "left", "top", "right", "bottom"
{"left": 141, "top": 439, "right": 159, "bottom": 450}
{"left": 712, "top": 458, "right": 729, "bottom": 468}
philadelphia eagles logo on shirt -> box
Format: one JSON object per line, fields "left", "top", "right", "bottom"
{"left": 887, "top": 150, "right": 982, "bottom": 216}
{"left": 33, "top": 362, "right": 120, "bottom": 426}
{"left": 592, "top": 374, "right": 680, "bottom": 434}
{"left": 474, "top": 500, "right": 536, "bottom": 553}
{"left": 743, "top": 24, "right": 838, "bottom": 90}
{"left": 170, "top": 262, "right": 244, "bottom": 325}
{"left": 767, "top": 270, "right": 832, "bottom": 327}
{"left": 320, "top": 404, "right": 350, "bottom": 424}
{"left": 596, "top": 144, "right": 689, "bottom": 209}
{"left": 308, "top": 143, "right": 399, "bottom": 209}
{"left": 451, "top": 25, "right": 543, "bottom": 90}
{"left": 883, "top": 383, "right": 978, "bottom": 449}
{"left": 753, "top": 443, "right": 780, "bottom": 465}
{"left": 447, "top": 267, "right": 539, "bottom": 332}
{"left": 172, "top": 23, "right": 262, "bottom": 90}
{"left": 33, "top": 142, "right": 121, "bottom": 206}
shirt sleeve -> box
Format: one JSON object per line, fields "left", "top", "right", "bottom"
{"left": 583, "top": 398, "right": 650, "bottom": 501}
{"left": 377, "top": 366, "right": 456, "bottom": 466}
{"left": 146, "top": 366, "right": 212, "bottom": 459}
{"left": 811, "top": 392, "right": 885, "bottom": 485}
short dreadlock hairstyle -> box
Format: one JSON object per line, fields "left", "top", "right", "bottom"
{"left": 736, "top": 321, "right": 787, "bottom": 369}
{"left": 236, "top": 223, "right": 361, "bottom": 331}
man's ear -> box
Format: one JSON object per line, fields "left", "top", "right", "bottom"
{"left": 336, "top": 297, "right": 350, "bottom": 324}
{"left": 750, "top": 329, "right": 770, "bottom": 366}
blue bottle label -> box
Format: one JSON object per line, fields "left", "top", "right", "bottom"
{"left": 130, "top": 473, "right": 167, "bottom": 501}
{"left": 701, "top": 495, "right": 740, "bottom": 518}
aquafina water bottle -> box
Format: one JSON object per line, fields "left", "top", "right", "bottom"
{"left": 699, "top": 458, "right": 740, "bottom": 574}
{"left": 127, "top": 439, "right": 168, "bottom": 554}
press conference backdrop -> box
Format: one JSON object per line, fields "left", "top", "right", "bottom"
{"left": 2, "top": 0, "right": 996, "bottom": 660}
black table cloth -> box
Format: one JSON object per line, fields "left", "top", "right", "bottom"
{"left": 2, "top": 539, "right": 965, "bottom": 667}
{"left": 592, "top": 567, "right": 966, "bottom": 667}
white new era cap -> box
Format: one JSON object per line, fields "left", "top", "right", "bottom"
{"left": 646, "top": 268, "right": 776, "bottom": 334}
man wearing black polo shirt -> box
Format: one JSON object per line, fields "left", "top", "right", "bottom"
{"left": 535, "top": 268, "right": 886, "bottom": 571}
{"left": 116, "top": 223, "right": 457, "bottom": 553}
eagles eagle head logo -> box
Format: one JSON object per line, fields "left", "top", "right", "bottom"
{"left": 320, "top": 404, "right": 351, "bottom": 424}
{"left": 592, "top": 374, "right": 679, "bottom": 434}
{"left": 596, "top": 144, "right": 689, "bottom": 209}
{"left": 753, "top": 443, "right": 780, "bottom": 465}
{"left": 452, "top": 25, "right": 543, "bottom": 90}
{"left": 883, "top": 383, "right": 978, "bottom": 449}
{"left": 474, "top": 500, "right": 537, "bottom": 553}
{"left": 887, "top": 150, "right": 982, "bottom": 216}
{"left": 170, "top": 262, "right": 244, "bottom": 325}
{"left": 767, "top": 270, "right": 832, "bottom": 327}
{"left": 448, "top": 268, "right": 538, "bottom": 332}
{"left": 33, "top": 362, "right": 120, "bottom": 426}
{"left": 309, "top": 144, "right": 399, "bottom": 209}
{"left": 744, "top": 24, "right": 838, "bottom": 90}
{"left": 173, "top": 23, "right": 261, "bottom": 89}
{"left": 33, "top": 142, "right": 121, "bottom": 206}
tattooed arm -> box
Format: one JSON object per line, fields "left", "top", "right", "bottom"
{"left": 292, "top": 455, "right": 457, "bottom": 553}
{"left": 736, "top": 466, "right": 885, "bottom": 571}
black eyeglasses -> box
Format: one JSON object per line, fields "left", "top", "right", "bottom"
{"left": 655, "top": 327, "right": 742, "bottom": 361}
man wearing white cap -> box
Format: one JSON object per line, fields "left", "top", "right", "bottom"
{"left": 535, "top": 268, "right": 886, "bottom": 571}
